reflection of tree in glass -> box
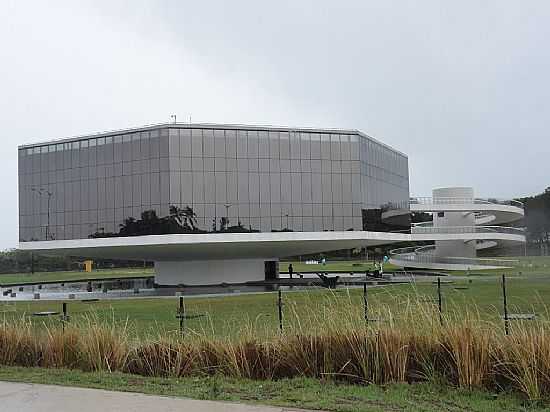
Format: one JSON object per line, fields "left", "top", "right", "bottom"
{"left": 219, "top": 216, "right": 228, "bottom": 231}
{"left": 183, "top": 206, "right": 198, "bottom": 230}
{"left": 88, "top": 204, "right": 258, "bottom": 238}
{"left": 169, "top": 205, "right": 197, "bottom": 231}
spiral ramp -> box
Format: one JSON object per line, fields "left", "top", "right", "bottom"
{"left": 389, "top": 187, "right": 526, "bottom": 270}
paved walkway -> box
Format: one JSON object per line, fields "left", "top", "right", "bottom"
{"left": 0, "top": 381, "right": 316, "bottom": 412}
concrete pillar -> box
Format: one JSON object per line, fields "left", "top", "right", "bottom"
{"left": 154, "top": 259, "right": 272, "bottom": 286}
{"left": 264, "top": 261, "right": 279, "bottom": 281}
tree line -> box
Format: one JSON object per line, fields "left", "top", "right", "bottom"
{"left": 519, "top": 187, "right": 550, "bottom": 254}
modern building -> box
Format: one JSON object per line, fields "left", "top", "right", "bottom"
{"left": 18, "top": 124, "right": 526, "bottom": 283}
{"left": 18, "top": 123, "right": 411, "bottom": 285}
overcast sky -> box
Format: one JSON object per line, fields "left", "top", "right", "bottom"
{"left": 1, "top": 1, "right": 549, "bottom": 249}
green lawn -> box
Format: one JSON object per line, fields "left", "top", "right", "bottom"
{"left": 2, "top": 256, "right": 548, "bottom": 286}
{"left": 3, "top": 270, "right": 550, "bottom": 338}
{"left": 0, "top": 256, "right": 549, "bottom": 339}
{"left": 0, "top": 268, "right": 153, "bottom": 286}
{"left": 0, "top": 366, "right": 543, "bottom": 411}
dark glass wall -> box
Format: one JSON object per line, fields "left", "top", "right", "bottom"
{"left": 359, "top": 136, "right": 410, "bottom": 231}
{"left": 18, "top": 125, "right": 409, "bottom": 241}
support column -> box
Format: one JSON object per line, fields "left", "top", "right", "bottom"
{"left": 264, "top": 261, "right": 279, "bottom": 281}
{"left": 155, "top": 259, "right": 271, "bottom": 286}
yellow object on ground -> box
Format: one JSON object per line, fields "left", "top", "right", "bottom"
{"left": 84, "top": 260, "right": 93, "bottom": 273}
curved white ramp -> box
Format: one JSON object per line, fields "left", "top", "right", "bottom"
{"left": 392, "top": 187, "right": 525, "bottom": 270}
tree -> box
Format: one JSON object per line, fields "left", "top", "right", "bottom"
{"left": 519, "top": 188, "right": 550, "bottom": 252}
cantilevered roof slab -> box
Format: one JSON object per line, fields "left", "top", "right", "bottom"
{"left": 20, "top": 231, "right": 411, "bottom": 261}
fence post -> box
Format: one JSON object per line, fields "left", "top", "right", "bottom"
{"left": 178, "top": 296, "right": 185, "bottom": 338}
{"left": 278, "top": 289, "right": 283, "bottom": 332}
{"left": 437, "top": 277, "right": 443, "bottom": 326}
{"left": 502, "top": 274, "right": 509, "bottom": 335}
{"left": 363, "top": 282, "right": 368, "bottom": 325}
{"left": 61, "top": 302, "right": 69, "bottom": 332}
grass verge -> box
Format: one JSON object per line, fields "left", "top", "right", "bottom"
{"left": 0, "top": 366, "right": 543, "bottom": 412}
{"left": 0, "top": 268, "right": 153, "bottom": 286}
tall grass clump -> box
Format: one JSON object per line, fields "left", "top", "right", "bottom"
{"left": 77, "top": 315, "right": 130, "bottom": 372}
{"left": 0, "top": 317, "right": 40, "bottom": 366}
{"left": 126, "top": 339, "right": 196, "bottom": 377}
{"left": 42, "top": 326, "right": 80, "bottom": 368}
{"left": 494, "top": 323, "right": 550, "bottom": 400}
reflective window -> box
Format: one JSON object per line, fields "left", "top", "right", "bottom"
{"left": 19, "top": 127, "right": 409, "bottom": 241}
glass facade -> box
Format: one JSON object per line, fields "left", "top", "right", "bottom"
{"left": 18, "top": 125, "right": 409, "bottom": 241}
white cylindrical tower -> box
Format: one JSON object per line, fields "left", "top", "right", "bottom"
{"left": 433, "top": 187, "right": 476, "bottom": 259}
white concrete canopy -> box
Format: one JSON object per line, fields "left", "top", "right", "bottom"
{"left": 20, "top": 231, "right": 412, "bottom": 261}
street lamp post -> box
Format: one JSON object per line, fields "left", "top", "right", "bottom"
{"left": 224, "top": 203, "right": 232, "bottom": 228}
{"left": 31, "top": 187, "right": 53, "bottom": 240}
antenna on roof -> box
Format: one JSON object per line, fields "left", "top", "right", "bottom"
{"left": 189, "top": 115, "right": 192, "bottom": 125}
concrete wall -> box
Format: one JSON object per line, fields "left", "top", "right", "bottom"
{"left": 155, "top": 259, "right": 269, "bottom": 286}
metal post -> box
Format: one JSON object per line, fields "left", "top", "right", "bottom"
{"left": 224, "top": 203, "right": 231, "bottom": 227}
{"left": 46, "top": 191, "right": 51, "bottom": 240}
{"left": 178, "top": 296, "right": 185, "bottom": 338}
{"left": 363, "top": 282, "right": 368, "bottom": 324}
{"left": 278, "top": 289, "right": 283, "bottom": 332}
{"left": 437, "top": 277, "right": 443, "bottom": 326}
{"left": 502, "top": 274, "right": 509, "bottom": 335}
{"left": 61, "top": 302, "right": 68, "bottom": 332}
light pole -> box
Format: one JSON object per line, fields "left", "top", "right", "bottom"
{"left": 31, "top": 187, "right": 53, "bottom": 240}
{"left": 224, "top": 203, "right": 232, "bottom": 227}
{"left": 285, "top": 214, "right": 289, "bottom": 230}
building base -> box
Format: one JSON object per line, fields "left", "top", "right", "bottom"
{"left": 154, "top": 259, "right": 277, "bottom": 286}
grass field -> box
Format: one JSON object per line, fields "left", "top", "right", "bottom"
{"left": 2, "top": 269, "right": 550, "bottom": 338}
{"left": 0, "top": 366, "right": 541, "bottom": 412}
{"left": 0, "top": 256, "right": 547, "bottom": 286}
{"left": 0, "top": 268, "right": 153, "bottom": 286}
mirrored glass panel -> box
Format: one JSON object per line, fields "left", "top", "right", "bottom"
{"left": 18, "top": 126, "right": 409, "bottom": 241}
